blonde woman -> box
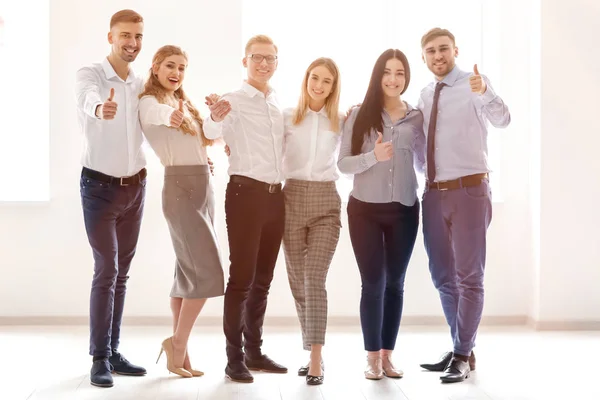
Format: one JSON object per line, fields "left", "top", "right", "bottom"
{"left": 138, "top": 45, "right": 224, "bottom": 378}
{"left": 282, "top": 57, "right": 343, "bottom": 386}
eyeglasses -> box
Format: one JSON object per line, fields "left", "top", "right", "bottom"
{"left": 247, "top": 54, "right": 278, "bottom": 64}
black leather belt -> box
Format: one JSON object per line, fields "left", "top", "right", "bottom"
{"left": 229, "top": 175, "right": 282, "bottom": 193}
{"left": 82, "top": 167, "right": 147, "bottom": 186}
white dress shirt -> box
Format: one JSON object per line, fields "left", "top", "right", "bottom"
{"left": 203, "top": 82, "right": 284, "bottom": 184}
{"left": 75, "top": 57, "right": 146, "bottom": 177}
{"left": 283, "top": 107, "right": 342, "bottom": 181}
{"left": 138, "top": 96, "right": 208, "bottom": 167}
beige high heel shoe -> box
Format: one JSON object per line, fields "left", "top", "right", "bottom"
{"left": 156, "top": 337, "right": 192, "bottom": 378}
{"left": 382, "top": 355, "right": 404, "bottom": 378}
{"left": 364, "top": 356, "right": 384, "bottom": 380}
{"left": 184, "top": 351, "right": 204, "bottom": 377}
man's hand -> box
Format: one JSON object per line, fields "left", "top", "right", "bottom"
{"left": 208, "top": 157, "right": 214, "bottom": 175}
{"left": 97, "top": 88, "right": 117, "bottom": 119}
{"left": 469, "top": 64, "right": 487, "bottom": 95}
{"left": 346, "top": 103, "right": 361, "bottom": 118}
{"left": 206, "top": 93, "right": 232, "bottom": 122}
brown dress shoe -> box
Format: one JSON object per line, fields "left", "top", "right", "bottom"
{"left": 225, "top": 361, "right": 254, "bottom": 383}
{"left": 245, "top": 354, "right": 288, "bottom": 373}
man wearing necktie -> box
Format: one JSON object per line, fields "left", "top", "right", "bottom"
{"left": 416, "top": 28, "right": 511, "bottom": 383}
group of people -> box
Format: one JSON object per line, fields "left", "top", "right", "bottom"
{"left": 75, "top": 9, "right": 510, "bottom": 389}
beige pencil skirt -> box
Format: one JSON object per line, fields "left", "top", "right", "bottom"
{"left": 162, "top": 165, "right": 224, "bottom": 299}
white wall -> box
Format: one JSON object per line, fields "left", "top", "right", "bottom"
{"left": 535, "top": 0, "right": 600, "bottom": 324}
{"left": 0, "top": 0, "right": 596, "bottom": 327}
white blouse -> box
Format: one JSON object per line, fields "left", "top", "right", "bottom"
{"left": 139, "top": 95, "right": 208, "bottom": 166}
{"left": 283, "top": 107, "right": 342, "bottom": 181}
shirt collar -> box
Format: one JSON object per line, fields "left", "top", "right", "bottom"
{"left": 308, "top": 106, "right": 328, "bottom": 117}
{"left": 382, "top": 102, "right": 415, "bottom": 126}
{"left": 437, "top": 65, "right": 462, "bottom": 87}
{"left": 241, "top": 81, "right": 273, "bottom": 98}
{"left": 101, "top": 57, "right": 137, "bottom": 83}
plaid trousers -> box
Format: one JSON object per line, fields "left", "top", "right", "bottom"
{"left": 282, "top": 179, "right": 341, "bottom": 350}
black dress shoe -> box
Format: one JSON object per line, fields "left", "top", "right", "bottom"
{"left": 305, "top": 361, "right": 325, "bottom": 385}
{"left": 90, "top": 359, "right": 114, "bottom": 388}
{"left": 440, "top": 358, "right": 470, "bottom": 383}
{"left": 420, "top": 351, "right": 476, "bottom": 372}
{"left": 420, "top": 351, "right": 453, "bottom": 372}
{"left": 306, "top": 374, "right": 324, "bottom": 385}
{"left": 109, "top": 350, "right": 147, "bottom": 376}
{"left": 298, "top": 360, "right": 324, "bottom": 377}
{"left": 245, "top": 354, "right": 288, "bottom": 373}
{"left": 298, "top": 365, "right": 309, "bottom": 376}
{"left": 225, "top": 361, "right": 254, "bottom": 383}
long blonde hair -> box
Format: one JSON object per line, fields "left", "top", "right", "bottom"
{"left": 292, "top": 57, "right": 341, "bottom": 131}
{"left": 139, "top": 45, "right": 213, "bottom": 146}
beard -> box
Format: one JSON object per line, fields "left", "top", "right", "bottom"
{"left": 119, "top": 47, "right": 139, "bottom": 63}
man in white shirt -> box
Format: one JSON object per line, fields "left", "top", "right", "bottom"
{"left": 74, "top": 9, "right": 147, "bottom": 388}
{"left": 204, "top": 34, "right": 287, "bottom": 383}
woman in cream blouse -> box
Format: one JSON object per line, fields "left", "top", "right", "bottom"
{"left": 138, "top": 45, "right": 224, "bottom": 378}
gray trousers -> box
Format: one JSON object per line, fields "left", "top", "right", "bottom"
{"left": 282, "top": 179, "right": 341, "bottom": 350}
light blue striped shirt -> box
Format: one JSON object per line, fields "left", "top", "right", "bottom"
{"left": 418, "top": 66, "right": 511, "bottom": 182}
{"left": 337, "top": 104, "right": 425, "bottom": 206}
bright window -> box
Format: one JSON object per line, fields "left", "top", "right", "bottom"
{"left": 0, "top": 1, "right": 50, "bottom": 201}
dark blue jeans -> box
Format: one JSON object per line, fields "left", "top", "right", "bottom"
{"left": 347, "top": 196, "right": 419, "bottom": 351}
{"left": 80, "top": 169, "right": 146, "bottom": 357}
{"left": 422, "top": 180, "right": 492, "bottom": 357}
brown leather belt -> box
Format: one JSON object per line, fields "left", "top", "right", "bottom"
{"left": 427, "top": 173, "right": 488, "bottom": 191}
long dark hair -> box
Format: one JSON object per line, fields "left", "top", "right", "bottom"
{"left": 351, "top": 49, "right": 411, "bottom": 155}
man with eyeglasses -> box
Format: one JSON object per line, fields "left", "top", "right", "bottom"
{"left": 204, "top": 34, "right": 287, "bottom": 383}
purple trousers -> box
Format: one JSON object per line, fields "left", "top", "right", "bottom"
{"left": 422, "top": 179, "right": 492, "bottom": 356}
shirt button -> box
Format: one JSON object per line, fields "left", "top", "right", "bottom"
{"left": 389, "top": 169, "right": 392, "bottom": 172}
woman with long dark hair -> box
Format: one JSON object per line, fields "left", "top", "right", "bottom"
{"left": 338, "top": 49, "right": 425, "bottom": 380}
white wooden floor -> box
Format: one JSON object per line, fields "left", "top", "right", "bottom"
{"left": 1, "top": 324, "right": 598, "bottom": 400}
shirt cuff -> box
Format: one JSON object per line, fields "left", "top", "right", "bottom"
{"left": 203, "top": 116, "right": 223, "bottom": 139}
{"left": 92, "top": 102, "right": 103, "bottom": 119}
{"left": 480, "top": 83, "right": 497, "bottom": 104}
{"left": 364, "top": 150, "right": 378, "bottom": 168}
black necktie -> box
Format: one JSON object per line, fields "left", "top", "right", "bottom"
{"left": 427, "top": 82, "right": 445, "bottom": 183}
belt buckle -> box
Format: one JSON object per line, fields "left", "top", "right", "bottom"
{"left": 436, "top": 182, "right": 448, "bottom": 191}
{"left": 268, "top": 184, "right": 276, "bottom": 193}
{"left": 120, "top": 177, "right": 130, "bottom": 186}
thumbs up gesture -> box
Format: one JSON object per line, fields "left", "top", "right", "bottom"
{"left": 374, "top": 131, "right": 393, "bottom": 161}
{"left": 469, "top": 64, "right": 487, "bottom": 95}
{"left": 170, "top": 98, "right": 185, "bottom": 128}
{"left": 98, "top": 88, "right": 117, "bottom": 120}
